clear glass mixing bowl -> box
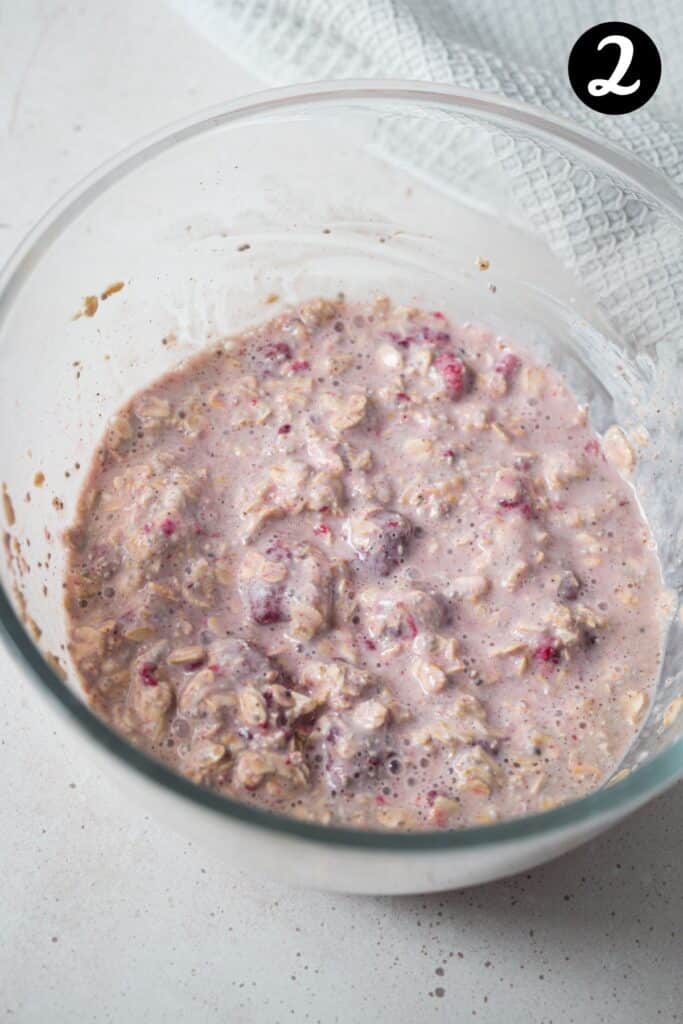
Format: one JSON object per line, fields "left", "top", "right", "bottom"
{"left": 1, "top": 82, "right": 682, "bottom": 894}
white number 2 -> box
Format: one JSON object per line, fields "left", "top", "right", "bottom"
{"left": 588, "top": 34, "right": 640, "bottom": 97}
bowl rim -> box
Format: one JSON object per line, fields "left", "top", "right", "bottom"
{"left": 1, "top": 78, "right": 681, "bottom": 851}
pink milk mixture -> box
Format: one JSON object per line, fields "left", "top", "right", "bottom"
{"left": 64, "top": 296, "right": 667, "bottom": 829}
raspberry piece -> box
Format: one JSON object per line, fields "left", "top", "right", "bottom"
{"left": 248, "top": 579, "right": 285, "bottom": 625}
{"left": 498, "top": 498, "right": 535, "bottom": 520}
{"left": 534, "top": 639, "right": 562, "bottom": 665}
{"left": 404, "top": 612, "right": 418, "bottom": 638}
{"left": 356, "top": 511, "right": 414, "bottom": 577}
{"left": 140, "top": 662, "right": 159, "bottom": 687}
{"left": 263, "top": 341, "right": 292, "bottom": 362}
{"left": 434, "top": 351, "right": 473, "bottom": 400}
{"left": 494, "top": 352, "right": 521, "bottom": 380}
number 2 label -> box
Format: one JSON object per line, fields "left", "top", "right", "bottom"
{"left": 588, "top": 35, "right": 640, "bottom": 97}
{"left": 568, "top": 22, "right": 661, "bottom": 115}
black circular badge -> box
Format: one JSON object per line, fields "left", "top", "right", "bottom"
{"left": 568, "top": 22, "right": 661, "bottom": 115}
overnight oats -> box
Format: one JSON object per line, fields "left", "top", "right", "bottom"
{"left": 64, "top": 296, "right": 667, "bottom": 830}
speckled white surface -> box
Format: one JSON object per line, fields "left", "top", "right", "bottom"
{"left": 0, "top": 2, "right": 681, "bottom": 1021}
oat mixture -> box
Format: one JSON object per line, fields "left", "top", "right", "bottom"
{"left": 65, "top": 296, "right": 666, "bottom": 829}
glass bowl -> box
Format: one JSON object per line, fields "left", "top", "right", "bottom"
{"left": 1, "top": 81, "right": 682, "bottom": 894}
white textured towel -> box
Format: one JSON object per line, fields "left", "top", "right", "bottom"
{"left": 170, "top": 0, "right": 683, "bottom": 349}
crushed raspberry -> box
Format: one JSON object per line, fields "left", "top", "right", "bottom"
{"left": 278, "top": 423, "right": 291, "bottom": 435}
{"left": 534, "top": 639, "right": 562, "bottom": 665}
{"left": 498, "top": 497, "right": 535, "bottom": 520}
{"left": 421, "top": 326, "right": 451, "bottom": 344}
{"left": 291, "top": 360, "right": 310, "bottom": 372}
{"left": 314, "top": 523, "right": 330, "bottom": 535}
{"left": 363, "top": 637, "right": 377, "bottom": 651}
{"left": 250, "top": 585, "right": 285, "bottom": 625}
{"left": 432, "top": 311, "right": 445, "bottom": 320}
{"left": 584, "top": 439, "right": 601, "bottom": 456}
{"left": 375, "top": 794, "right": 386, "bottom": 805}
{"left": 404, "top": 612, "right": 418, "bottom": 638}
{"left": 208, "top": 663, "right": 220, "bottom": 673}
{"left": 383, "top": 329, "right": 416, "bottom": 348}
{"left": 160, "top": 518, "right": 176, "bottom": 536}
{"left": 426, "top": 789, "right": 438, "bottom": 807}
{"left": 264, "top": 341, "right": 292, "bottom": 361}
{"left": 494, "top": 352, "right": 521, "bottom": 380}
{"left": 434, "top": 351, "right": 472, "bottom": 400}
{"left": 396, "top": 392, "right": 411, "bottom": 402}
{"left": 140, "top": 662, "right": 158, "bottom": 687}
